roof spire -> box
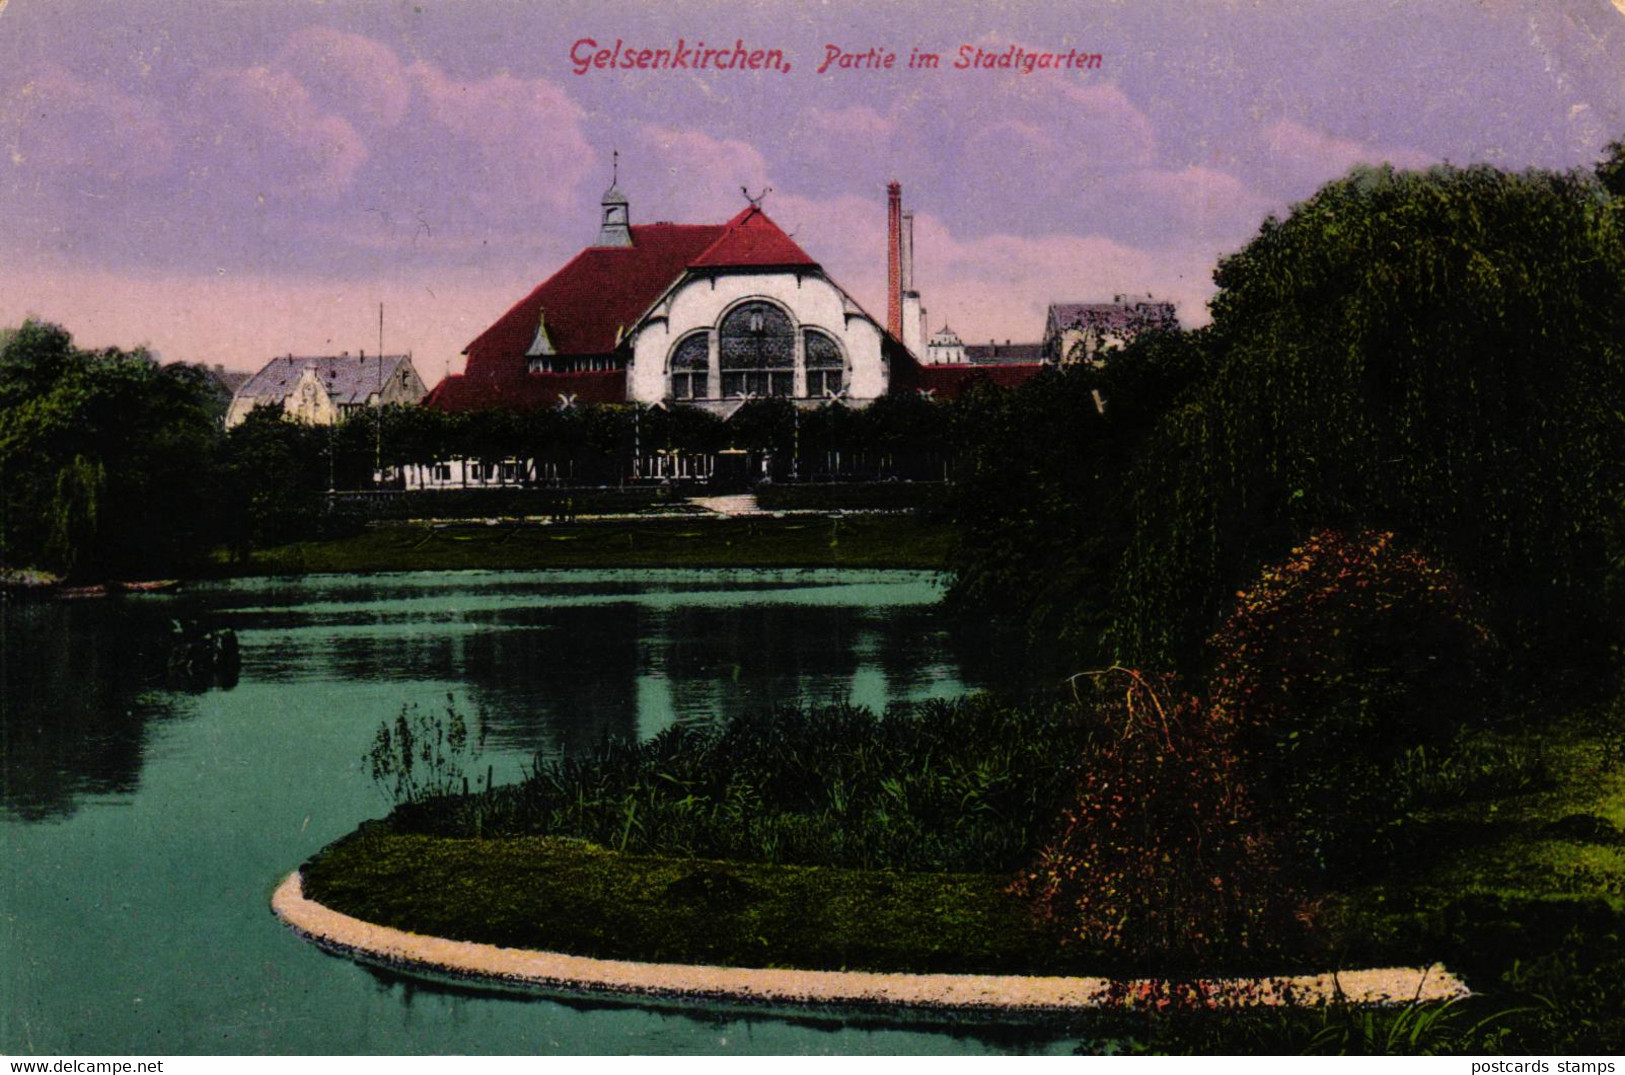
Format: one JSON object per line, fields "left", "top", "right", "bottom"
{"left": 595, "top": 152, "right": 632, "bottom": 247}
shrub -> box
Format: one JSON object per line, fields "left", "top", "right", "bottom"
{"left": 1207, "top": 528, "right": 1494, "bottom": 877}
{"left": 1012, "top": 668, "right": 1310, "bottom": 971}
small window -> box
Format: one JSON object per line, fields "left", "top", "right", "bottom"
{"left": 669, "top": 333, "right": 710, "bottom": 399}
{"left": 804, "top": 329, "right": 845, "bottom": 397}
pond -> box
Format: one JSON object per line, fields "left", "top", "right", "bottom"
{"left": 0, "top": 569, "right": 1089, "bottom": 1055}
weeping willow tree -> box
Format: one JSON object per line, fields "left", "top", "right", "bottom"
{"left": 1111, "top": 162, "right": 1625, "bottom": 673}
{"left": 47, "top": 455, "right": 105, "bottom": 576}
{"left": 0, "top": 321, "right": 222, "bottom": 579}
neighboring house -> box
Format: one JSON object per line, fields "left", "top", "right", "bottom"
{"left": 226, "top": 353, "right": 427, "bottom": 428}
{"left": 1043, "top": 297, "right": 1179, "bottom": 366}
{"left": 900, "top": 299, "right": 1181, "bottom": 403}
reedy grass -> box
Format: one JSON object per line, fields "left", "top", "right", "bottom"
{"left": 390, "top": 695, "right": 1101, "bottom": 873}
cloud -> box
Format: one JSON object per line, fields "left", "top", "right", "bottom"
{"left": 634, "top": 125, "right": 771, "bottom": 220}
{"left": 0, "top": 66, "right": 174, "bottom": 183}
{"left": 748, "top": 188, "right": 1221, "bottom": 342}
{"left": 805, "top": 105, "right": 895, "bottom": 141}
{"left": 905, "top": 213, "right": 1219, "bottom": 341}
{"left": 277, "top": 27, "right": 412, "bottom": 129}
{"left": 0, "top": 253, "right": 531, "bottom": 377}
{"left": 192, "top": 64, "right": 369, "bottom": 200}
{"left": 1085, "top": 165, "right": 1277, "bottom": 249}
{"left": 1025, "top": 80, "right": 1158, "bottom": 168}
{"left": 868, "top": 68, "right": 1160, "bottom": 237}
{"left": 411, "top": 62, "right": 596, "bottom": 213}
{"left": 1258, "top": 119, "right": 1435, "bottom": 196}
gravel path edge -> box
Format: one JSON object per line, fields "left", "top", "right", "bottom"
{"left": 271, "top": 870, "right": 1470, "bottom": 1014}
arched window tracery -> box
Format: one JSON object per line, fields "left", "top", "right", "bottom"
{"left": 719, "top": 301, "right": 794, "bottom": 398}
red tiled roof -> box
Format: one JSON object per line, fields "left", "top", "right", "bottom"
{"left": 423, "top": 370, "right": 627, "bottom": 413}
{"left": 688, "top": 206, "right": 817, "bottom": 270}
{"left": 890, "top": 353, "right": 1046, "bottom": 400}
{"left": 463, "top": 223, "right": 725, "bottom": 375}
{"left": 963, "top": 342, "right": 1047, "bottom": 364}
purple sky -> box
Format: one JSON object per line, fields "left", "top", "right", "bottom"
{"left": 3, "top": 0, "right": 1623, "bottom": 379}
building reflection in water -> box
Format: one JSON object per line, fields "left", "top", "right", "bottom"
{"left": 0, "top": 572, "right": 977, "bottom": 822}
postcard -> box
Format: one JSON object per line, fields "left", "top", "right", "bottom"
{"left": 3, "top": 0, "right": 1624, "bottom": 1060}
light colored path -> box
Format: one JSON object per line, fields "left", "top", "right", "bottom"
{"left": 271, "top": 872, "right": 1469, "bottom": 1015}
{"left": 689, "top": 493, "right": 764, "bottom": 516}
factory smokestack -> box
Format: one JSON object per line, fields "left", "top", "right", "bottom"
{"left": 901, "top": 210, "right": 915, "bottom": 293}
{"left": 886, "top": 181, "right": 902, "bottom": 339}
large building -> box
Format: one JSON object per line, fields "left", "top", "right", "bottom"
{"left": 427, "top": 181, "right": 904, "bottom": 414}
{"left": 424, "top": 174, "right": 1180, "bottom": 415}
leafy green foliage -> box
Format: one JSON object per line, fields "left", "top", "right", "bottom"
{"left": 945, "top": 334, "right": 1207, "bottom": 672}
{"left": 301, "top": 828, "right": 1062, "bottom": 976}
{"left": 216, "top": 404, "right": 330, "bottom": 555}
{"left": 0, "top": 321, "right": 222, "bottom": 578}
{"left": 1597, "top": 139, "right": 1625, "bottom": 199}
{"left": 946, "top": 160, "right": 1625, "bottom": 685}
{"left": 1134, "top": 994, "right": 1521, "bottom": 1055}
{"left": 1116, "top": 164, "right": 1625, "bottom": 672}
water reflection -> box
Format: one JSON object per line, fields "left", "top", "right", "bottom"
{"left": 0, "top": 570, "right": 1102, "bottom": 1054}
{"left": 1, "top": 570, "right": 970, "bottom": 821}
{"left": 0, "top": 597, "right": 194, "bottom": 821}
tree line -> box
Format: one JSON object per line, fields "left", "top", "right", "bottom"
{"left": 0, "top": 328, "right": 980, "bottom": 579}
{"left": 947, "top": 147, "right": 1625, "bottom": 682}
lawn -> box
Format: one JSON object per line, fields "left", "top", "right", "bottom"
{"left": 301, "top": 828, "right": 1067, "bottom": 976}
{"left": 213, "top": 513, "right": 954, "bottom": 576}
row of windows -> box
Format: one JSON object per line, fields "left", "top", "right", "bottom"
{"left": 670, "top": 302, "right": 846, "bottom": 400}
{"left": 431, "top": 462, "right": 523, "bottom": 482}
{"left": 529, "top": 356, "right": 621, "bottom": 373}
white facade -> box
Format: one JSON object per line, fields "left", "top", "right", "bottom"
{"left": 625, "top": 271, "right": 889, "bottom": 409}
{"left": 927, "top": 324, "right": 968, "bottom": 364}
{"left": 903, "top": 292, "right": 925, "bottom": 358}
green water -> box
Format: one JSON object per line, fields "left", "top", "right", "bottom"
{"left": 1, "top": 569, "right": 1085, "bottom": 1054}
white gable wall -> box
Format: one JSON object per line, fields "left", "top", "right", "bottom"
{"left": 627, "top": 271, "right": 888, "bottom": 406}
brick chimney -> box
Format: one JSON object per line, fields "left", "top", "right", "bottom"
{"left": 886, "top": 181, "right": 902, "bottom": 339}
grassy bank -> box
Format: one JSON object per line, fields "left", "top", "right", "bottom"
{"left": 302, "top": 828, "right": 1068, "bottom": 976}
{"left": 211, "top": 513, "right": 953, "bottom": 576}
{"left": 306, "top": 702, "right": 1623, "bottom": 1050}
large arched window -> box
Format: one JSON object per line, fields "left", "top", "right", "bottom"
{"left": 669, "top": 333, "right": 710, "bottom": 399}
{"left": 719, "top": 301, "right": 794, "bottom": 398}
{"left": 804, "top": 329, "right": 845, "bottom": 397}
